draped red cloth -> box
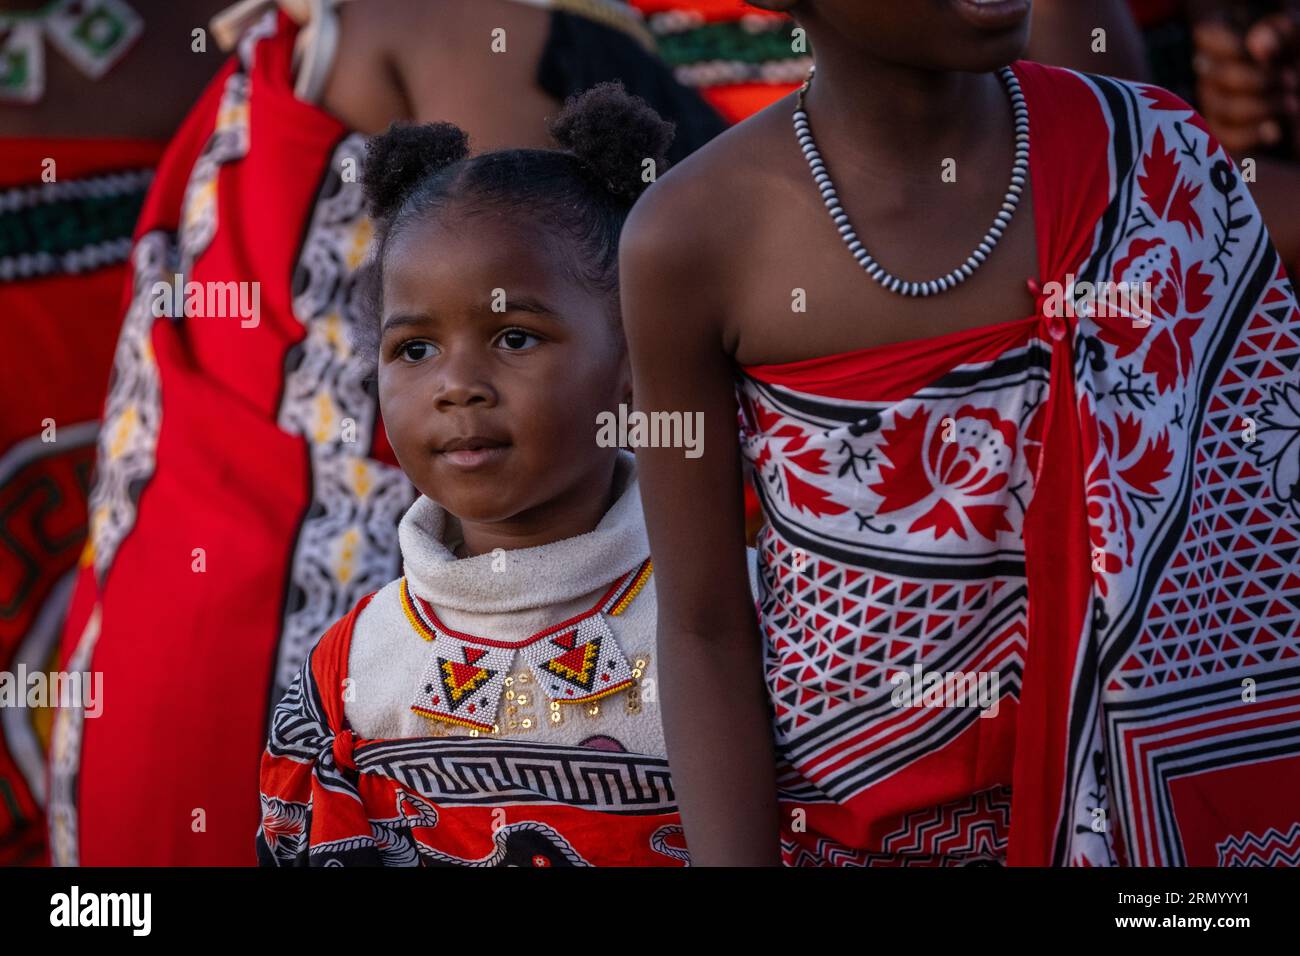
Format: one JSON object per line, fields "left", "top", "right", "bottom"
{"left": 0, "top": 135, "right": 162, "bottom": 865}
{"left": 739, "top": 61, "right": 1300, "bottom": 865}
{"left": 49, "top": 14, "right": 406, "bottom": 866}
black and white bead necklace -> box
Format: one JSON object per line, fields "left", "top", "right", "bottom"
{"left": 793, "top": 66, "right": 1030, "bottom": 297}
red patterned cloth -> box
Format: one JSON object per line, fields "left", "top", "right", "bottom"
{"left": 256, "top": 593, "right": 687, "bottom": 867}
{"left": 0, "top": 135, "right": 161, "bottom": 865}
{"left": 738, "top": 61, "right": 1300, "bottom": 866}
{"left": 46, "top": 14, "right": 387, "bottom": 867}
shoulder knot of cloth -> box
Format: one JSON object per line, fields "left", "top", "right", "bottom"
{"left": 399, "top": 559, "right": 653, "bottom": 732}
{"left": 1028, "top": 277, "right": 1070, "bottom": 342}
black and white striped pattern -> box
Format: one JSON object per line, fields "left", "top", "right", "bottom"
{"left": 352, "top": 737, "right": 677, "bottom": 814}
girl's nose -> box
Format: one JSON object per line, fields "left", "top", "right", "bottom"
{"left": 431, "top": 350, "right": 497, "bottom": 409}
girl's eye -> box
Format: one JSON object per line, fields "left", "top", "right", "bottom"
{"left": 396, "top": 340, "right": 436, "bottom": 362}
{"left": 496, "top": 328, "right": 542, "bottom": 351}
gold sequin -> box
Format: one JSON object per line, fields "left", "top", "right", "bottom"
{"left": 586, "top": 703, "right": 601, "bottom": 717}
{"left": 498, "top": 672, "right": 540, "bottom": 735}
{"left": 550, "top": 711, "right": 562, "bottom": 724}
{"left": 627, "top": 654, "right": 649, "bottom": 715}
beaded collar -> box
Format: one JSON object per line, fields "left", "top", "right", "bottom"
{"left": 400, "top": 558, "right": 653, "bottom": 732}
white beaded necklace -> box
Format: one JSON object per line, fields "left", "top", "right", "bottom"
{"left": 793, "top": 65, "right": 1030, "bottom": 298}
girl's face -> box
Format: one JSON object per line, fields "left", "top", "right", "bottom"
{"left": 780, "top": 0, "right": 1032, "bottom": 71}
{"left": 377, "top": 209, "right": 629, "bottom": 526}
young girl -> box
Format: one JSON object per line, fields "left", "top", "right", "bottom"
{"left": 256, "top": 83, "right": 689, "bottom": 866}
{"left": 621, "top": 0, "right": 1300, "bottom": 866}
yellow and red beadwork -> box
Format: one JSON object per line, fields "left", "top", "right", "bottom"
{"left": 401, "top": 559, "right": 652, "bottom": 730}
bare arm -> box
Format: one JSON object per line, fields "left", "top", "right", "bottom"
{"left": 1027, "top": 0, "right": 1151, "bottom": 82}
{"left": 619, "top": 183, "right": 781, "bottom": 866}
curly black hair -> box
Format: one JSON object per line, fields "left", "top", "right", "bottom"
{"left": 353, "top": 81, "right": 675, "bottom": 366}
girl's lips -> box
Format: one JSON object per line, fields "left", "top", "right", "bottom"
{"left": 441, "top": 446, "right": 510, "bottom": 469}
{"left": 950, "top": 0, "right": 1031, "bottom": 31}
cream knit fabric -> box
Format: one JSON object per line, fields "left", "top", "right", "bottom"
{"left": 346, "top": 452, "right": 668, "bottom": 754}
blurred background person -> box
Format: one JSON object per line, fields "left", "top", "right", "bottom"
{"left": 0, "top": 0, "right": 225, "bottom": 866}
{"left": 1112, "top": 1, "right": 1300, "bottom": 274}
{"left": 1188, "top": 1, "right": 1300, "bottom": 275}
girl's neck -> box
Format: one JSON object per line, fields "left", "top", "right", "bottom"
{"left": 454, "top": 459, "right": 621, "bottom": 558}
{"left": 801, "top": 28, "right": 1009, "bottom": 185}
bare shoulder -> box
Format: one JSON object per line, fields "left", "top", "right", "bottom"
{"left": 621, "top": 94, "right": 797, "bottom": 314}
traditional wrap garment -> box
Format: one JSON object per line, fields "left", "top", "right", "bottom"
{"left": 0, "top": 135, "right": 160, "bottom": 865}
{"left": 737, "top": 62, "right": 1300, "bottom": 866}
{"left": 48, "top": 1, "right": 721, "bottom": 866}
{"left": 256, "top": 453, "right": 688, "bottom": 867}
